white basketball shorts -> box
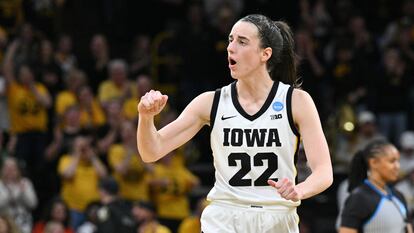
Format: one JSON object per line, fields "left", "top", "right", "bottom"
{"left": 200, "top": 201, "right": 299, "bottom": 233}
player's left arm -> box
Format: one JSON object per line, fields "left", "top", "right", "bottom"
{"left": 268, "top": 89, "right": 333, "bottom": 200}
{"left": 293, "top": 89, "right": 333, "bottom": 199}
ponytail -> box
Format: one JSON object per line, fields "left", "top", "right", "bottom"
{"left": 240, "top": 15, "right": 299, "bottom": 87}
{"left": 347, "top": 150, "right": 368, "bottom": 192}
{"left": 273, "top": 21, "right": 299, "bottom": 88}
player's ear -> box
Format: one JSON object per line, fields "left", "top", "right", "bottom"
{"left": 261, "top": 47, "right": 272, "bottom": 62}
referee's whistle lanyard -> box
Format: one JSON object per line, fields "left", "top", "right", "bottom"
{"left": 364, "top": 179, "right": 409, "bottom": 227}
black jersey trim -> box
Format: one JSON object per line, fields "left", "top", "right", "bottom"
{"left": 287, "top": 87, "right": 300, "bottom": 136}
{"left": 231, "top": 81, "right": 279, "bottom": 121}
{"left": 294, "top": 137, "right": 301, "bottom": 185}
{"left": 210, "top": 88, "right": 222, "bottom": 129}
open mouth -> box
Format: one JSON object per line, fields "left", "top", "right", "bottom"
{"left": 229, "top": 58, "right": 237, "bottom": 65}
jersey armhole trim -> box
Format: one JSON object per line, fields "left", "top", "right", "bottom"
{"left": 210, "top": 88, "right": 221, "bottom": 129}
{"left": 287, "top": 87, "right": 300, "bottom": 137}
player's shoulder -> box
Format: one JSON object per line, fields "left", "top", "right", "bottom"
{"left": 185, "top": 91, "right": 217, "bottom": 123}
{"left": 192, "top": 91, "right": 216, "bottom": 104}
{"left": 290, "top": 88, "right": 316, "bottom": 120}
{"left": 291, "top": 88, "right": 312, "bottom": 101}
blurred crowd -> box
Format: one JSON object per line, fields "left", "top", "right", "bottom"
{"left": 1, "top": 0, "right": 414, "bottom": 232}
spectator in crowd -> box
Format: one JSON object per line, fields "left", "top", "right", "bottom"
{"left": 55, "top": 34, "right": 77, "bottom": 74}
{"left": 46, "top": 105, "right": 87, "bottom": 162}
{"left": 77, "top": 85, "right": 106, "bottom": 130}
{"left": 43, "top": 221, "right": 65, "bottom": 233}
{"left": 177, "top": 197, "right": 208, "bottom": 233}
{"left": 13, "top": 23, "right": 39, "bottom": 65}
{"left": 392, "top": 19, "right": 414, "bottom": 67}
{"left": 123, "top": 74, "right": 153, "bottom": 121}
{"left": 0, "top": 74, "right": 9, "bottom": 155}
{"left": 131, "top": 201, "right": 171, "bottom": 233}
{"left": 95, "top": 177, "right": 135, "bottom": 233}
{"left": 129, "top": 34, "right": 151, "bottom": 77}
{"left": 348, "top": 15, "right": 379, "bottom": 72}
{"left": 35, "top": 39, "right": 63, "bottom": 139}
{"left": 54, "top": 69, "right": 86, "bottom": 120}
{"left": 35, "top": 39, "right": 63, "bottom": 99}
{"left": 45, "top": 105, "right": 91, "bottom": 199}
{"left": 204, "top": 0, "right": 243, "bottom": 29}
{"left": 178, "top": 1, "right": 216, "bottom": 107}
{"left": 81, "top": 34, "right": 110, "bottom": 94}
{"left": 0, "top": 214, "right": 20, "bottom": 233}
{"left": 0, "top": 26, "right": 8, "bottom": 64}
{"left": 295, "top": 28, "right": 329, "bottom": 122}
{"left": 353, "top": 111, "right": 386, "bottom": 150}
{"left": 97, "top": 59, "right": 136, "bottom": 108}
{"left": 396, "top": 168, "right": 414, "bottom": 224}
{"left": 399, "top": 131, "right": 414, "bottom": 176}
{"left": 148, "top": 151, "right": 199, "bottom": 233}
{"left": 0, "top": 157, "right": 37, "bottom": 233}
{"left": 0, "top": 0, "right": 23, "bottom": 34}
{"left": 96, "top": 99, "right": 123, "bottom": 160}
{"left": 25, "top": 0, "right": 60, "bottom": 38}
{"left": 329, "top": 39, "right": 361, "bottom": 106}
{"left": 58, "top": 135, "right": 107, "bottom": 229}
{"left": 374, "top": 47, "right": 411, "bottom": 145}
{"left": 76, "top": 202, "right": 100, "bottom": 233}
{"left": 32, "top": 197, "right": 74, "bottom": 233}
{"left": 3, "top": 38, "right": 51, "bottom": 180}
{"left": 335, "top": 111, "right": 385, "bottom": 173}
{"left": 108, "top": 120, "right": 151, "bottom": 202}
{"left": 298, "top": 0, "right": 332, "bottom": 45}
{"left": 381, "top": 0, "right": 414, "bottom": 49}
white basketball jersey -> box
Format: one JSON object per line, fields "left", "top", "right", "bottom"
{"left": 208, "top": 81, "right": 301, "bottom": 208}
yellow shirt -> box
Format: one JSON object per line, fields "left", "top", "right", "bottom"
{"left": 177, "top": 216, "right": 200, "bottom": 233}
{"left": 140, "top": 222, "right": 171, "bottom": 233}
{"left": 79, "top": 100, "right": 106, "bottom": 128}
{"left": 58, "top": 155, "right": 100, "bottom": 211}
{"left": 150, "top": 163, "right": 199, "bottom": 219}
{"left": 7, "top": 81, "right": 48, "bottom": 133}
{"left": 55, "top": 90, "right": 77, "bottom": 116}
{"left": 98, "top": 80, "right": 136, "bottom": 103}
{"left": 0, "top": 0, "right": 23, "bottom": 32}
{"left": 108, "top": 144, "right": 149, "bottom": 201}
{"left": 122, "top": 97, "right": 138, "bottom": 120}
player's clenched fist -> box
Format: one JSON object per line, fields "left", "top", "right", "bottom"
{"left": 268, "top": 178, "right": 303, "bottom": 202}
{"left": 137, "top": 90, "right": 168, "bottom": 116}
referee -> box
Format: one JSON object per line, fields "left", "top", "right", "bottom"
{"left": 339, "top": 140, "right": 413, "bottom": 233}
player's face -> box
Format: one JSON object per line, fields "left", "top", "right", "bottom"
{"left": 227, "top": 21, "right": 267, "bottom": 79}
{"left": 373, "top": 146, "right": 400, "bottom": 183}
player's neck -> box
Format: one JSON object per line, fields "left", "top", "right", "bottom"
{"left": 236, "top": 77, "right": 273, "bottom": 99}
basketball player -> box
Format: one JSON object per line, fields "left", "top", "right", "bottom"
{"left": 339, "top": 140, "right": 413, "bottom": 233}
{"left": 137, "top": 14, "right": 333, "bottom": 233}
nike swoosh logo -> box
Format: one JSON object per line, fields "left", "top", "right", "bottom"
{"left": 221, "top": 115, "right": 237, "bottom": 120}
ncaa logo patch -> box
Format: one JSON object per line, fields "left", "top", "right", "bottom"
{"left": 272, "top": 101, "right": 284, "bottom": 112}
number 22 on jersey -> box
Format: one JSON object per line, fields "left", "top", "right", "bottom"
{"left": 228, "top": 152, "right": 278, "bottom": 186}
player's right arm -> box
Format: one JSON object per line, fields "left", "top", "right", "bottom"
{"left": 137, "top": 90, "right": 214, "bottom": 162}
